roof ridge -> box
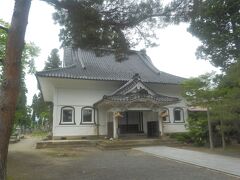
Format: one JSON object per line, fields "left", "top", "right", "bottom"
{"left": 158, "top": 70, "right": 187, "bottom": 80}
{"left": 110, "top": 77, "right": 135, "bottom": 95}
{"left": 136, "top": 52, "right": 160, "bottom": 75}
{"left": 36, "top": 64, "right": 76, "bottom": 74}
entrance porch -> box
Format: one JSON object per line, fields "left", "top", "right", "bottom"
{"left": 106, "top": 110, "right": 163, "bottom": 139}
{"left": 94, "top": 74, "right": 180, "bottom": 139}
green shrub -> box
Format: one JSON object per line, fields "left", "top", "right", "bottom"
{"left": 169, "top": 132, "right": 192, "bottom": 143}
{"left": 186, "top": 117, "right": 208, "bottom": 146}
{"left": 31, "top": 130, "right": 49, "bottom": 138}
{"left": 169, "top": 112, "right": 208, "bottom": 146}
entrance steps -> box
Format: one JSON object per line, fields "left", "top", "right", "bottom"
{"left": 36, "top": 137, "right": 180, "bottom": 150}
{"left": 36, "top": 139, "right": 102, "bottom": 149}
{"left": 97, "top": 138, "right": 179, "bottom": 150}
{"left": 119, "top": 133, "right": 146, "bottom": 139}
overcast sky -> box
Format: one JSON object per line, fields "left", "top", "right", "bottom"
{"left": 0, "top": 0, "right": 218, "bottom": 105}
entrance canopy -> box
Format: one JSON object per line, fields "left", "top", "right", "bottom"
{"left": 94, "top": 74, "right": 179, "bottom": 108}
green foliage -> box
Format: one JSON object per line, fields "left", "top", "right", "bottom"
{"left": 7, "top": 176, "right": 14, "bottom": 180}
{"left": 31, "top": 93, "right": 51, "bottom": 127}
{"left": 32, "top": 48, "right": 61, "bottom": 130}
{"left": 169, "top": 111, "right": 209, "bottom": 146}
{"left": 22, "top": 42, "right": 40, "bottom": 74}
{"left": 31, "top": 130, "right": 49, "bottom": 137}
{"left": 0, "top": 19, "right": 8, "bottom": 63}
{"left": 188, "top": 0, "right": 240, "bottom": 69}
{"left": 0, "top": 19, "right": 40, "bottom": 129}
{"left": 208, "top": 61, "right": 240, "bottom": 122}
{"left": 170, "top": 113, "right": 208, "bottom": 146}
{"left": 182, "top": 72, "right": 218, "bottom": 107}
{"left": 0, "top": 19, "right": 39, "bottom": 75}
{"left": 43, "top": 0, "right": 191, "bottom": 53}
{"left": 169, "top": 132, "right": 192, "bottom": 143}
{"left": 186, "top": 0, "right": 240, "bottom": 129}
{"left": 210, "top": 61, "right": 240, "bottom": 135}
{"left": 15, "top": 45, "right": 39, "bottom": 129}
{"left": 182, "top": 62, "right": 240, "bottom": 146}
{"left": 187, "top": 116, "right": 208, "bottom": 146}
{"left": 44, "top": 48, "right": 62, "bottom": 70}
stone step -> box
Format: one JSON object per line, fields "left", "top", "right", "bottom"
{"left": 36, "top": 140, "right": 102, "bottom": 149}
{"left": 36, "top": 138, "right": 180, "bottom": 149}
{"left": 97, "top": 139, "right": 180, "bottom": 150}
{"left": 119, "top": 133, "right": 146, "bottom": 138}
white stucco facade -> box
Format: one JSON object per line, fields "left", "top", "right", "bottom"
{"left": 36, "top": 48, "right": 191, "bottom": 139}
{"left": 38, "top": 77, "right": 188, "bottom": 139}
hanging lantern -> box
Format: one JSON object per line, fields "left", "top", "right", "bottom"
{"left": 114, "top": 112, "right": 123, "bottom": 118}
{"left": 160, "top": 110, "right": 168, "bottom": 118}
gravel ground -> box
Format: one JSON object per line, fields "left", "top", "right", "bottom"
{"left": 7, "top": 136, "right": 239, "bottom": 180}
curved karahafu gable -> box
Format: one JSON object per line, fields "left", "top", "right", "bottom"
{"left": 94, "top": 74, "right": 180, "bottom": 108}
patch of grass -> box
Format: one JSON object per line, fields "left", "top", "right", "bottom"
{"left": 7, "top": 176, "right": 14, "bottom": 180}
{"left": 169, "top": 132, "right": 192, "bottom": 143}
{"left": 31, "top": 130, "right": 49, "bottom": 138}
{"left": 42, "top": 147, "right": 99, "bottom": 158}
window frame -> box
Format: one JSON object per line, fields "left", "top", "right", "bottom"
{"left": 60, "top": 106, "right": 75, "bottom": 125}
{"left": 81, "top": 106, "right": 95, "bottom": 124}
{"left": 173, "top": 107, "right": 184, "bottom": 123}
{"left": 161, "top": 108, "right": 170, "bottom": 123}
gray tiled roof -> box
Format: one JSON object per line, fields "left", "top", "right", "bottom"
{"left": 36, "top": 48, "right": 185, "bottom": 84}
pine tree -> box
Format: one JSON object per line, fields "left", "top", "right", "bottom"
{"left": 43, "top": 0, "right": 191, "bottom": 52}
{"left": 32, "top": 48, "right": 61, "bottom": 131}
{"left": 44, "top": 48, "right": 61, "bottom": 70}
{"left": 188, "top": 0, "right": 240, "bottom": 69}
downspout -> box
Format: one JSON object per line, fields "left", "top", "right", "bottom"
{"left": 96, "top": 108, "right": 99, "bottom": 136}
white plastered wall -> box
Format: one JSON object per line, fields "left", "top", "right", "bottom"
{"left": 50, "top": 79, "right": 188, "bottom": 138}
{"left": 52, "top": 79, "right": 121, "bottom": 138}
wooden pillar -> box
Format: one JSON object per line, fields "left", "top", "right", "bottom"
{"left": 113, "top": 112, "right": 118, "bottom": 139}
{"left": 158, "top": 111, "right": 164, "bottom": 136}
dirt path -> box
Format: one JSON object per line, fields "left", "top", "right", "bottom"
{"left": 8, "top": 136, "right": 99, "bottom": 180}
{"left": 7, "top": 136, "right": 238, "bottom": 180}
{"left": 9, "top": 136, "right": 40, "bottom": 152}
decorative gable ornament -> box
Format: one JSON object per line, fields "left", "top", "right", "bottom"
{"left": 160, "top": 110, "right": 168, "bottom": 118}
{"left": 94, "top": 74, "right": 180, "bottom": 107}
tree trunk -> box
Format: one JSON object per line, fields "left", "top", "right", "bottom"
{"left": 207, "top": 107, "right": 214, "bottom": 149}
{"left": 220, "top": 119, "right": 226, "bottom": 150}
{"left": 0, "top": 1, "right": 31, "bottom": 179}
